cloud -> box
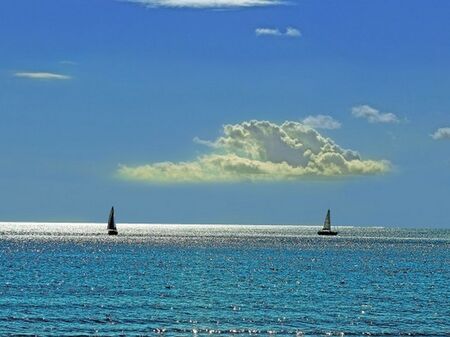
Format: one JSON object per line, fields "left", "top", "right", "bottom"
{"left": 255, "top": 28, "right": 282, "bottom": 36}
{"left": 59, "top": 60, "right": 77, "bottom": 65}
{"left": 351, "top": 105, "right": 399, "bottom": 124}
{"left": 431, "top": 127, "right": 450, "bottom": 140}
{"left": 123, "top": 0, "right": 282, "bottom": 8}
{"left": 118, "top": 120, "right": 390, "bottom": 183}
{"left": 193, "top": 136, "right": 218, "bottom": 148}
{"left": 14, "top": 72, "right": 71, "bottom": 80}
{"left": 301, "top": 115, "right": 341, "bottom": 130}
{"left": 256, "top": 27, "right": 301, "bottom": 37}
{"left": 285, "top": 27, "right": 301, "bottom": 37}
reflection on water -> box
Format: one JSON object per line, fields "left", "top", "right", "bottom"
{"left": 0, "top": 224, "right": 449, "bottom": 336}
{"left": 0, "top": 222, "right": 448, "bottom": 243}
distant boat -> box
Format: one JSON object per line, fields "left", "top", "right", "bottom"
{"left": 318, "top": 209, "right": 338, "bottom": 236}
{"left": 107, "top": 207, "right": 118, "bottom": 235}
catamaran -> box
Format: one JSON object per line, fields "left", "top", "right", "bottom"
{"left": 317, "top": 209, "right": 338, "bottom": 236}
{"left": 107, "top": 206, "right": 118, "bottom": 235}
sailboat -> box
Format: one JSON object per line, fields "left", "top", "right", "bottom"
{"left": 317, "top": 209, "right": 338, "bottom": 236}
{"left": 107, "top": 206, "right": 118, "bottom": 235}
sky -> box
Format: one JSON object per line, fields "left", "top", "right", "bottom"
{"left": 1, "top": 0, "right": 449, "bottom": 227}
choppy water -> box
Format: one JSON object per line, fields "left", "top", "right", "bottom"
{"left": 0, "top": 223, "right": 449, "bottom": 336}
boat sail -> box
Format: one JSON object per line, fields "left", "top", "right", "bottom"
{"left": 318, "top": 209, "right": 337, "bottom": 236}
{"left": 107, "top": 207, "right": 118, "bottom": 235}
{"left": 323, "top": 210, "right": 331, "bottom": 230}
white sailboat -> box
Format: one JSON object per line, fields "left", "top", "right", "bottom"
{"left": 318, "top": 209, "right": 338, "bottom": 235}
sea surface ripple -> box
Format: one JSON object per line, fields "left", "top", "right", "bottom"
{"left": 0, "top": 223, "right": 449, "bottom": 336}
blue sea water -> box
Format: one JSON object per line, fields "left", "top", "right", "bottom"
{"left": 0, "top": 223, "right": 449, "bottom": 337}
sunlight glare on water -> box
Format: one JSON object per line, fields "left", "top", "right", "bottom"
{"left": 0, "top": 223, "right": 449, "bottom": 336}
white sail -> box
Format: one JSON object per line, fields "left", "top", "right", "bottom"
{"left": 323, "top": 209, "right": 331, "bottom": 230}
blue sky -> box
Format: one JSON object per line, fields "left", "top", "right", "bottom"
{"left": 1, "top": 0, "right": 449, "bottom": 227}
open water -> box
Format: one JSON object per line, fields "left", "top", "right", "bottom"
{"left": 0, "top": 223, "right": 449, "bottom": 336}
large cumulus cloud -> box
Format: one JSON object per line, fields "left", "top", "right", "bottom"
{"left": 118, "top": 120, "right": 390, "bottom": 183}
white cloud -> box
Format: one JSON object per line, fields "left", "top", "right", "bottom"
{"left": 59, "top": 60, "right": 77, "bottom": 65}
{"left": 302, "top": 115, "right": 341, "bottom": 130}
{"left": 123, "top": 0, "right": 282, "bottom": 8}
{"left": 255, "top": 28, "right": 282, "bottom": 36}
{"left": 14, "top": 72, "right": 71, "bottom": 80}
{"left": 256, "top": 27, "right": 301, "bottom": 37}
{"left": 431, "top": 127, "right": 450, "bottom": 140}
{"left": 118, "top": 120, "right": 389, "bottom": 183}
{"left": 193, "top": 136, "right": 217, "bottom": 147}
{"left": 351, "top": 105, "right": 399, "bottom": 124}
{"left": 286, "top": 27, "right": 301, "bottom": 37}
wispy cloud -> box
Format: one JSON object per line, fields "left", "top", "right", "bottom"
{"left": 285, "top": 27, "right": 301, "bottom": 37}
{"left": 59, "top": 60, "right": 77, "bottom": 65}
{"left": 302, "top": 115, "right": 341, "bottom": 130}
{"left": 351, "top": 105, "right": 399, "bottom": 124}
{"left": 193, "top": 136, "right": 218, "bottom": 148}
{"left": 123, "top": 0, "right": 282, "bottom": 8}
{"left": 431, "top": 127, "right": 450, "bottom": 140}
{"left": 118, "top": 120, "right": 389, "bottom": 183}
{"left": 255, "top": 28, "right": 281, "bottom": 36}
{"left": 255, "top": 26, "right": 301, "bottom": 37}
{"left": 14, "top": 72, "right": 71, "bottom": 80}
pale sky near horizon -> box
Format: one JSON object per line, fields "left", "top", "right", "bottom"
{"left": 1, "top": 0, "right": 449, "bottom": 227}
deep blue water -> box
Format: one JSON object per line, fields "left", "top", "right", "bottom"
{"left": 0, "top": 224, "right": 449, "bottom": 336}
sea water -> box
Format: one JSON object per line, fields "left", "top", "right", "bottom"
{"left": 0, "top": 223, "right": 448, "bottom": 336}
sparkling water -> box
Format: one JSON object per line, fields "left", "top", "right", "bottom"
{"left": 1, "top": 223, "right": 449, "bottom": 336}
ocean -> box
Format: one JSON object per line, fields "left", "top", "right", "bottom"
{"left": 0, "top": 223, "right": 449, "bottom": 336}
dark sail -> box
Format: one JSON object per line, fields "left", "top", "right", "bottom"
{"left": 107, "top": 207, "right": 118, "bottom": 235}
{"left": 323, "top": 209, "right": 331, "bottom": 230}
{"left": 318, "top": 209, "right": 337, "bottom": 235}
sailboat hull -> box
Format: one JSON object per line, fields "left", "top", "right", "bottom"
{"left": 318, "top": 230, "right": 338, "bottom": 236}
